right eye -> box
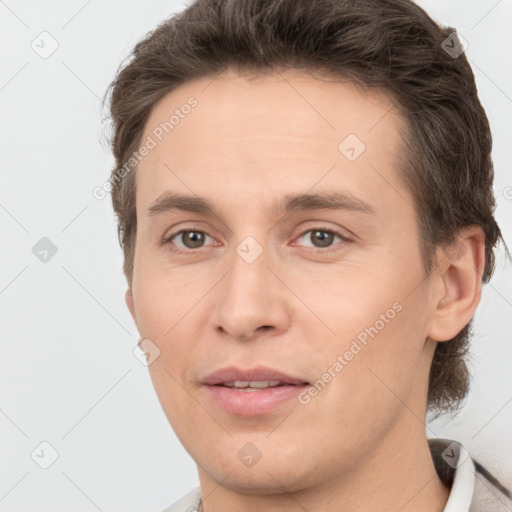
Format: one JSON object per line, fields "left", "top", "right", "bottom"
{"left": 164, "top": 229, "right": 219, "bottom": 253}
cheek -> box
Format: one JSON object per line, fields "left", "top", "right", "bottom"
{"left": 289, "top": 265, "right": 402, "bottom": 344}
{"left": 292, "top": 259, "right": 428, "bottom": 401}
{"left": 145, "top": 359, "right": 194, "bottom": 445}
{"left": 329, "top": 284, "right": 430, "bottom": 416}
{"left": 132, "top": 266, "right": 195, "bottom": 337}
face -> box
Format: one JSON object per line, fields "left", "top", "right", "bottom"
{"left": 126, "top": 68, "right": 442, "bottom": 495}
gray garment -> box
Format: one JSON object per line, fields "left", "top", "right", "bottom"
{"left": 162, "top": 438, "right": 512, "bottom": 512}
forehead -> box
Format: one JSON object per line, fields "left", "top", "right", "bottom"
{"left": 143, "top": 67, "right": 403, "bottom": 153}
{"left": 135, "top": 67, "right": 410, "bottom": 219}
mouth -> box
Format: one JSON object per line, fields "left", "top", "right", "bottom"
{"left": 201, "top": 366, "right": 310, "bottom": 416}
{"left": 201, "top": 365, "right": 309, "bottom": 386}
{"left": 213, "top": 380, "right": 308, "bottom": 390}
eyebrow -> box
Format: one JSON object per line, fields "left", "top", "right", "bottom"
{"left": 147, "top": 191, "right": 376, "bottom": 217}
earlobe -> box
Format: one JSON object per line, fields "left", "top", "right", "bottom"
{"left": 427, "top": 227, "right": 486, "bottom": 342}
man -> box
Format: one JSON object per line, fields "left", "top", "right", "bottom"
{"left": 102, "top": 0, "right": 511, "bottom": 510}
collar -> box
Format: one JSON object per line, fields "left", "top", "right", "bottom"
{"left": 428, "top": 437, "right": 476, "bottom": 511}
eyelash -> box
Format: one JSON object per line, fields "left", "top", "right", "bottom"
{"left": 162, "top": 226, "right": 351, "bottom": 254}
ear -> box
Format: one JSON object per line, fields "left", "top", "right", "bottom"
{"left": 427, "top": 226, "right": 486, "bottom": 342}
{"left": 125, "top": 288, "right": 137, "bottom": 327}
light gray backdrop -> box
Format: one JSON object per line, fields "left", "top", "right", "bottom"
{"left": 1, "top": 1, "right": 511, "bottom": 511}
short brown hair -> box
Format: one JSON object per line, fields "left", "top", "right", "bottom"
{"left": 102, "top": 0, "right": 508, "bottom": 416}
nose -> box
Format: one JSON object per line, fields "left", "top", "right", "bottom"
{"left": 210, "top": 243, "right": 291, "bottom": 342}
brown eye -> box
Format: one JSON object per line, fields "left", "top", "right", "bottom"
{"left": 310, "top": 230, "right": 335, "bottom": 247}
{"left": 181, "top": 231, "right": 206, "bottom": 249}
{"left": 167, "top": 230, "right": 213, "bottom": 251}
{"left": 295, "top": 228, "right": 349, "bottom": 250}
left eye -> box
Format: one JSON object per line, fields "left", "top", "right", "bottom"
{"left": 294, "top": 228, "right": 348, "bottom": 250}
{"left": 164, "top": 228, "right": 349, "bottom": 253}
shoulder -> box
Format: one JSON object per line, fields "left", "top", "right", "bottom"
{"left": 428, "top": 437, "right": 512, "bottom": 512}
{"left": 470, "top": 459, "right": 512, "bottom": 512}
{"left": 160, "top": 486, "right": 202, "bottom": 512}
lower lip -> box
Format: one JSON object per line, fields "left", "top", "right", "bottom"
{"left": 203, "top": 384, "right": 308, "bottom": 416}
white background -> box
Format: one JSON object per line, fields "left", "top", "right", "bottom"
{"left": 1, "top": 1, "right": 511, "bottom": 511}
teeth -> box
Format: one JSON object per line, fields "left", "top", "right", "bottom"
{"left": 222, "top": 380, "right": 283, "bottom": 388}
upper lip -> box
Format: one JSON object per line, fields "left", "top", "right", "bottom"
{"left": 202, "top": 365, "right": 309, "bottom": 386}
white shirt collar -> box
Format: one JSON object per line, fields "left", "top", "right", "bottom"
{"left": 427, "top": 438, "right": 476, "bottom": 511}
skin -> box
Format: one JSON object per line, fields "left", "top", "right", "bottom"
{"left": 125, "top": 68, "right": 485, "bottom": 512}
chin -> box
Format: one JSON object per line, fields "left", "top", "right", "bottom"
{"left": 205, "top": 466, "right": 310, "bottom": 495}
{"left": 197, "top": 450, "right": 314, "bottom": 493}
